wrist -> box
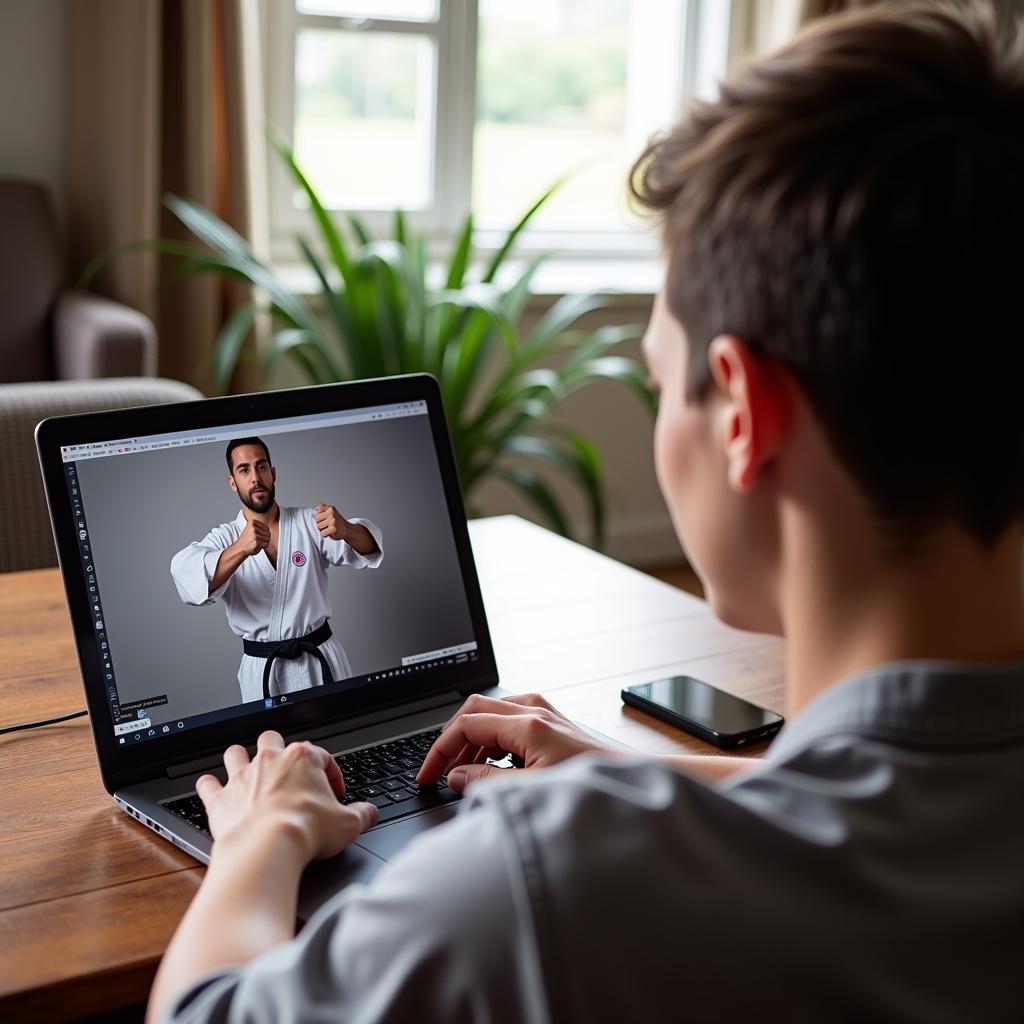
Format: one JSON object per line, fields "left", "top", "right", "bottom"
{"left": 210, "top": 812, "right": 311, "bottom": 878}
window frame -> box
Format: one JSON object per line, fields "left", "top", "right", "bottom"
{"left": 264, "top": 0, "right": 730, "bottom": 266}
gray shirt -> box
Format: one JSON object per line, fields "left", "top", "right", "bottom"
{"left": 165, "top": 661, "right": 1024, "bottom": 1023}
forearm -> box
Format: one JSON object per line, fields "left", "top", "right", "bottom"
{"left": 343, "top": 521, "right": 380, "bottom": 556}
{"left": 147, "top": 825, "right": 304, "bottom": 1024}
{"left": 210, "top": 542, "right": 247, "bottom": 593}
{"left": 661, "top": 753, "right": 760, "bottom": 782}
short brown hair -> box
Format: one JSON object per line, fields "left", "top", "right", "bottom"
{"left": 226, "top": 437, "right": 271, "bottom": 473}
{"left": 630, "top": 2, "right": 1024, "bottom": 545}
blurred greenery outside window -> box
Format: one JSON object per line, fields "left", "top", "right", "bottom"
{"left": 266, "top": 0, "right": 730, "bottom": 271}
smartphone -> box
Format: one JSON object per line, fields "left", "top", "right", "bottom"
{"left": 621, "top": 675, "right": 784, "bottom": 749}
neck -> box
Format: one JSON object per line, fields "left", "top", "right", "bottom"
{"left": 243, "top": 502, "right": 279, "bottom": 527}
{"left": 782, "top": 520, "right": 1024, "bottom": 715}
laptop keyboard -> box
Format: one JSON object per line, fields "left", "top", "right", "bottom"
{"left": 163, "top": 726, "right": 457, "bottom": 837}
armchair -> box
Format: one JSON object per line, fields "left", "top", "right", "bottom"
{"left": 0, "top": 378, "right": 203, "bottom": 572}
{"left": 0, "top": 179, "right": 156, "bottom": 381}
{"left": 0, "top": 180, "right": 204, "bottom": 571}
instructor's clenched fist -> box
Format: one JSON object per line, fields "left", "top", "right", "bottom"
{"left": 314, "top": 503, "right": 348, "bottom": 541}
{"left": 237, "top": 517, "right": 271, "bottom": 557}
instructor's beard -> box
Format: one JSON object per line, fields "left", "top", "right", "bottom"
{"left": 238, "top": 481, "right": 276, "bottom": 514}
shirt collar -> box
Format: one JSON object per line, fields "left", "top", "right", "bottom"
{"left": 234, "top": 505, "right": 286, "bottom": 527}
{"left": 766, "top": 658, "right": 1024, "bottom": 762}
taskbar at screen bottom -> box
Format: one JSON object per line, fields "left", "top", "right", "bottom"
{"left": 112, "top": 648, "right": 480, "bottom": 746}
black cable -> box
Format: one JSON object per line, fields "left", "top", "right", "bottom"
{"left": 0, "top": 709, "right": 88, "bottom": 735}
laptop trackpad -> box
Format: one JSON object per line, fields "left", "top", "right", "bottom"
{"left": 298, "top": 843, "right": 387, "bottom": 921}
{"left": 355, "top": 805, "right": 460, "bottom": 862}
{"left": 297, "top": 807, "right": 459, "bottom": 920}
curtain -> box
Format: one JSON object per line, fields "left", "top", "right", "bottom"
{"left": 66, "top": 0, "right": 267, "bottom": 391}
{"left": 728, "top": 0, "right": 878, "bottom": 66}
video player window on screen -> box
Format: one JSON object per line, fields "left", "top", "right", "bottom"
{"left": 67, "top": 405, "right": 479, "bottom": 744}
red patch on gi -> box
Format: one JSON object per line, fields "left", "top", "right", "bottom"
{"left": 292, "top": 551, "right": 307, "bottom": 567}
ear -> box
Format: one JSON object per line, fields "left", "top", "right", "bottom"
{"left": 227, "top": 473, "right": 238, "bottom": 494}
{"left": 707, "top": 336, "right": 791, "bottom": 493}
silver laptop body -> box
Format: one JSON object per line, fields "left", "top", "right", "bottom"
{"left": 36, "top": 375, "right": 502, "bottom": 917}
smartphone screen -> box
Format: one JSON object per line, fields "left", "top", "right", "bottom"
{"left": 623, "top": 676, "right": 783, "bottom": 746}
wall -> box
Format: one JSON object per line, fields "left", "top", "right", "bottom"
{"left": 0, "top": 0, "right": 66, "bottom": 229}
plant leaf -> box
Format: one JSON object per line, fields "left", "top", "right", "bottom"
{"left": 296, "top": 235, "right": 353, "bottom": 378}
{"left": 260, "top": 329, "right": 324, "bottom": 383}
{"left": 360, "top": 240, "right": 414, "bottom": 375}
{"left": 347, "top": 212, "right": 372, "bottom": 246}
{"left": 263, "top": 327, "right": 343, "bottom": 383}
{"left": 445, "top": 213, "right": 474, "bottom": 290}
{"left": 428, "top": 284, "right": 517, "bottom": 350}
{"left": 163, "top": 195, "right": 319, "bottom": 335}
{"left": 522, "top": 427, "right": 605, "bottom": 548}
{"left": 500, "top": 252, "right": 550, "bottom": 322}
{"left": 212, "top": 303, "right": 258, "bottom": 395}
{"left": 493, "top": 465, "right": 572, "bottom": 538}
{"left": 429, "top": 284, "right": 520, "bottom": 417}
{"left": 566, "top": 355, "right": 657, "bottom": 413}
{"left": 76, "top": 237, "right": 203, "bottom": 289}
{"left": 176, "top": 256, "right": 266, "bottom": 289}
{"left": 523, "top": 291, "right": 614, "bottom": 349}
{"left": 482, "top": 179, "right": 563, "bottom": 283}
{"left": 268, "top": 128, "right": 354, "bottom": 284}
{"left": 164, "top": 195, "right": 254, "bottom": 260}
{"left": 393, "top": 208, "right": 408, "bottom": 247}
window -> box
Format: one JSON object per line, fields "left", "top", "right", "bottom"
{"left": 266, "top": 0, "right": 730, "bottom": 260}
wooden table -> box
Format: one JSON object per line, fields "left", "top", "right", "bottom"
{"left": 0, "top": 515, "right": 785, "bottom": 1022}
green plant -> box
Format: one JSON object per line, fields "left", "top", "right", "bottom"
{"left": 83, "top": 136, "right": 653, "bottom": 547}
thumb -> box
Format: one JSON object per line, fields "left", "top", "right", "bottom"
{"left": 347, "top": 800, "right": 380, "bottom": 832}
{"left": 195, "top": 773, "right": 222, "bottom": 806}
{"left": 447, "top": 763, "right": 503, "bottom": 793}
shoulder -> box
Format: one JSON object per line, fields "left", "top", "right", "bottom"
{"left": 213, "top": 515, "right": 246, "bottom": 542}
{"left": 281, "top": 506, "right": 313, "bottom": 532}
{"left": 180, "top": 517, "right": 244, "bottom": 550}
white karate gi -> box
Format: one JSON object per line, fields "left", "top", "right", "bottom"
{"left": 170, "top": 506, "right": 383, "bottom": 703}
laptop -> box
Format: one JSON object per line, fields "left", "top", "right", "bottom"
{"left": 35, "top": 373, "right": 504, "bottom": 917}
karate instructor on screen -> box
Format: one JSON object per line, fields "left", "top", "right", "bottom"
{"left": 170, "top": 437, "right": 383, "bottom": 703}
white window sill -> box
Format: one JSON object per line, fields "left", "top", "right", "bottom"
{"left": 273, "top": 257, "right": 662, "bottom": 304}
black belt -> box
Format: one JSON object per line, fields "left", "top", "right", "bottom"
{"left": 243, "top": 621, "right": 334, "bottom": 700}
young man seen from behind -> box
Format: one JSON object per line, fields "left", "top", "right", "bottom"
{"left": 150, "top": 4, "right": 1024, "bottom": 1021}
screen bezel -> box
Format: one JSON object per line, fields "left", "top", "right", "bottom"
{"left": 36, "top": 374, "right": 498, "bottom": 792}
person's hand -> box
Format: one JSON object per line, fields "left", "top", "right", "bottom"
{"left": 235, "top": 517, "right": 271, "bottom": 558}
{"left": 313, "top": 503, "right": 348, "bottom": 542}
{"left": 417, "top": 693, "right": 613, "bottom": 793}
{"left": 196, "top": 731, "right": 378, "bottom": 864}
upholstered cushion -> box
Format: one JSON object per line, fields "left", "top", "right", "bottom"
{"left": 0, "top": 378, "right": 203, "bottom": 572}
{"left": 54, "top": 291, "right": 157, "bottom": 378}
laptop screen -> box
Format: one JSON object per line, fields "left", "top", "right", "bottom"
{"left": 55, "top": 395, "right": 482, "bottom": 749}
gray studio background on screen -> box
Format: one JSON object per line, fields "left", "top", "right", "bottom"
{"left": 75, "top": 413, "right": 476, "bottom": 727}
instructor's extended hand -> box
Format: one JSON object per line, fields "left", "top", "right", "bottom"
{"left": 417, "top": 693, "right": 615, "bottom": 793}
{"left": 313, "top": 503, "right": 348, "bottom": 541}
{"left": 196, "top": 731, "right": 378, "bottom": 864}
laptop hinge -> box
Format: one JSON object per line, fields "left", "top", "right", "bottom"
{"left": 165, "top": 691, "right": 463, "bottom": 779}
